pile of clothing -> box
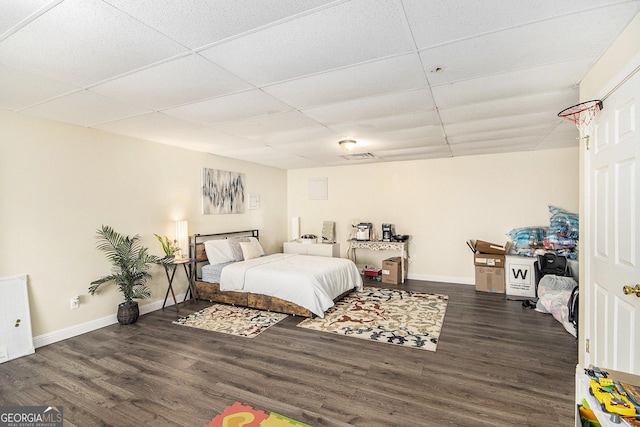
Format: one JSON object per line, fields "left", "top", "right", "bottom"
{"left": 506, "top": 206, "right": 578, "bottom": 259}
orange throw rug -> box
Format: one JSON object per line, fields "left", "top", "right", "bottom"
{"left": 205, "top": 402, "right": 311, "bottom": 427}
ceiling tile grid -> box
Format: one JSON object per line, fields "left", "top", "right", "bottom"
{"left": 0, "top": 0, "right": 638, "bottom": 169}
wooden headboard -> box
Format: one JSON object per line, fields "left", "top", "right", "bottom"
{"left": 190, "top": 229, "right": 260, "bottom": 263}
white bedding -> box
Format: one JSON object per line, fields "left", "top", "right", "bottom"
{"left": 220, "top": 253, "right": 363, "bottom": 317}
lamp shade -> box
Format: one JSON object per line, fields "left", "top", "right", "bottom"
{"left": 175, "top": 220, "right": 188, "bottom": 259}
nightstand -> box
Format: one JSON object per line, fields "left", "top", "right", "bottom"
{"left": 162, "top": 258, "right": 195, "bottom": 311}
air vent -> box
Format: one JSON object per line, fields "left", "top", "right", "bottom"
{"left": 340, "top": 152, "right": 376, "bottom": 160}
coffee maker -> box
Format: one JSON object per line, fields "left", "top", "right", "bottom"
{"left": 356, "top": 222, "right": 372, "bottom": 241}
{"left": 382, "top": 223, "right": 394, "bottom": 242}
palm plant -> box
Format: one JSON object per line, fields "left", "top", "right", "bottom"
{"left": 89, "top": 225, "right": 173, "bottom": 304}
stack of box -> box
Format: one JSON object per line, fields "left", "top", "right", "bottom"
{"left": 472, "top": 240, "right": 510, "bottom": 293}
{"left": 363, "top": 266, "right": 382, "bottom": 282}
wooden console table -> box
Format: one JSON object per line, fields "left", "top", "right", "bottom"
{"left": 346, "top": 240, "right": 408, "bottom": 283}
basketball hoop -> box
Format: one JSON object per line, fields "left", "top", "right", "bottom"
{"left": 557, "top": 99, "right": 603, "bottom": 148}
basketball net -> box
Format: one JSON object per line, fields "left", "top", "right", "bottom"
{"left": 557, "top": 100, "right": 603, "bottom": 149}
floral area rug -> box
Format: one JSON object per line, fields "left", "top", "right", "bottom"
{"left": 205, "top": 402, "right": 311, "bottom": 427}
{"left": 297, "top": 286, "right": 449, "bottom": 351}
{"left": 173, "top": 304, "right": 287, "bottom": 338}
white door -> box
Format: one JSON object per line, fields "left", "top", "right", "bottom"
{"left": 584, "top": 67, "right": 640, "bottom": 374}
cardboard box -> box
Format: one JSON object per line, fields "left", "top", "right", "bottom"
{"left": 381, "top": 257, "right": 402, "bottom": 284}
{"left": 474, "top": 240, "right": 510, "bottom": 255}
{"left": 505, "top": 255, "right": 537, "bottom": 298}
{"left": 475, "top": 266, "right": 505, "bottom": 293}
{"left": 474, "top": 254, "right": 505, "bottom": 268}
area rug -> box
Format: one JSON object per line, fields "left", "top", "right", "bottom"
{"left": 297, "top": 286, "right": 449, "bottom": 351}
{"left": 173, "top": 304, "right": 287, "bottom": 338}
{"left": 205, "top": 402, "right": 311, "bottom": 427}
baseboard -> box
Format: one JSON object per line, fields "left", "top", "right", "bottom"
{"left": 407, "top": 273, "right": 475, "bottom": 286}
{"left": 33, "top": 293, "right": 187, "bottom": 349}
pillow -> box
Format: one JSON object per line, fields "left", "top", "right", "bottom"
{"left": 227, "top": 237, "right": 249, "bottom": 261}
{"left": 240, "top": 240, "right": 262, "bottom": 260}
{"left": 204, "top": 239, "right": 235, "bottom": 265}
{"left": 247, "top": 236, "right": 265, "bottom": 255}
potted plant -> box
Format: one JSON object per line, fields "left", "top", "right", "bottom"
{"left": 89, "top": 225, "right": 173, "bottom": 325}
{"left": 154, "top": 234, "right": 180, "bottom": 258}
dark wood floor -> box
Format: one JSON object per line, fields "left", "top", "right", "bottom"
{"left": 0, "top": 280, "right": 578, "bottom": 426}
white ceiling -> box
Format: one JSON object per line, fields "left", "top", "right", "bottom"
{"left": 2, "top": 0, "right": 639, "bottom": 169}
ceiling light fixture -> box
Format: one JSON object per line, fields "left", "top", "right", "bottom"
{"left": 339, "top": 139, "right": 357, "bottom": 151}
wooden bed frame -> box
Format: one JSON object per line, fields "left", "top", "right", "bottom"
{"left": 190, "top": 230, "right": 352, "bottom": 317}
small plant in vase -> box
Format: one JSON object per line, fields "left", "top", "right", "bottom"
{"left": 89, "top": 225, "right": 173, "bottom": 325}
{"left": 154, "top": 234, "right": 181, "bottom": 258}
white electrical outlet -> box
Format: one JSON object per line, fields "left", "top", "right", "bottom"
{"left": 70, "top": 296, "right": 80, "bottom": 310}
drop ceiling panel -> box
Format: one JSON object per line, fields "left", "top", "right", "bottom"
{"left": 444, "top": 112, "right": 559, "bottom": 137}
{"left": 257, "top": 125, "right": 341, "bottom": 146}
{"left": 328, "top": 111, "right": 441, "bottom": 136}
{"left": 152, "top": 126, "right": 253, "bottom": 149}
{"left": 451, "top": 137, "right": 537, "bottom": 156}
{"left": 0, "top": 0, "right": 187, "bottom": 86}
{"left": 20, "top": 90, "right": 150, "bottom": 127}
{"left": 0, "top": 0, "right": 637, "bottom": 169}
{"left": 431, "top": 58, "right": 595, "bottom": 109}
{"left": 302, "top": 89, "right": 436, "bottom": 125}
{"left": 403, "top": 0, "right": 635, "bottom": 49}
{"left": 162, "top": 89, "right": 292, "bottom": 126}
{"left": 448, "top": 125, "right": 550, "bottom": 145}
{"left": 90, "top": 54, "right": 253, "bottom": 110}
{"left": 94, "top": 112, "right": 199, "bottom": 141}
{"left": 349, "top": 125, "right": 445, "bottom": 145}
{"left": 213, "top": 110, "right": 320, "bottom": 138}
{"left": 0, "top": 63, "right": 77, "bottom": 110}
{"left": 364, "top": 135, "right": 447, "bottom": 151}
{"left": 420, "top": 3, "right": 640, "bottom": 86}
{"left": 0, "top": 0, "right": 56, "bottom": 35}
{"left": 258, "top": 156, "right": 322, "bottom": 170}
{"left": 199, "top": 0, "right": 414, "bottom": 86}
{"left": 375, "top": 145, "right": 452, "bottom": 161}
{"left": 267, "top": 139, "right": 342, "bottom": 156}
{"left": 439, "top": 89, "right": 578, "bottom": 124}
{"left": 262, "top": 54, "right": 427, "bottom": 109}
{"left": 103, "top": 0, "right": 335, "bottom": 49}
{"left": 218, "top": 146, "right": 305, "bottom": 164}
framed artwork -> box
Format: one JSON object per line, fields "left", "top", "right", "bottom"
{"left": 202, "top": 168, "right": 245, "bottom": 214}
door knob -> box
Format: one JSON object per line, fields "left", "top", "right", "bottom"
{"left": 623, "top": 284, "right": 640, "bottom": 297}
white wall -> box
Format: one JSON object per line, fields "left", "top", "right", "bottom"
{"left": 288, "top": 147, "right": 579, "bottom": 284}
{"left": 0, "top": 110, "right": 287, "bottom": 339}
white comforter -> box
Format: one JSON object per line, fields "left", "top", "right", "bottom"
{"left": 220, "top": 253, "right": 363, "bottom": 317}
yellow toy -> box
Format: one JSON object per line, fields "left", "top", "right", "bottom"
{"left": 588, "top": 374, "right": 636, "bottom": 417}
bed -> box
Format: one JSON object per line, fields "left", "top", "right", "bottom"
{"left": 190, "top": 230, "right": 362, "bottom": 317}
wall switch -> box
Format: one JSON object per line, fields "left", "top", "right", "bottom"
{"left": 70, "top": 296, "right": 80, "bottom": 310}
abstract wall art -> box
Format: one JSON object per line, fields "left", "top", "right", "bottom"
{"left": 202, "top": 168, "right": 245, "bottom": 214}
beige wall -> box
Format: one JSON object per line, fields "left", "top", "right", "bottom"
{"left": 287, "top": 147, "right": 579, "bottom": 283}
{"left": 0, "top": 110, "right": 287, "bottom": 339}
